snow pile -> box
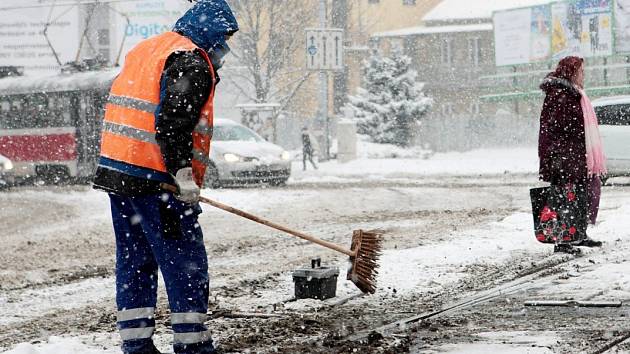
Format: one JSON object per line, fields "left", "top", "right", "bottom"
{"left": 3, "top": 337, "right": 119, "bottom": 354}
{"left": 376, "top": 212, "right": 543, "bottom": 294}
{"left": 292, "top": 148, "right": 538, "bottom": 182}
{"left": 356, "top": 135, "right": 432, "bottom": 159}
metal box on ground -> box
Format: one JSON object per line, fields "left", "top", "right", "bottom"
{"left": 292, "top": 258, "right": 339, "bottom": 300}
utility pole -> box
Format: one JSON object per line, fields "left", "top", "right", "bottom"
{"left": 318, "top": 0, "right": 330, "bottom": 160}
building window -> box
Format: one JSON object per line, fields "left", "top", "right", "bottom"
{"left": 442, "top": 103, "right": 454, "bottom": 117}
{"left": 403, "top": 0, "right": 416, "bottom": 5}
{"left": 468, "top": 37, "right": 481, "bottom": 66}
{"left": 440, "top": 39, "right": 453, "bottom": 65}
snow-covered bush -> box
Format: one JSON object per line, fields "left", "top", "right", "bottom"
{"left": 348, "top": 50, "right": 432, "bottom": 147}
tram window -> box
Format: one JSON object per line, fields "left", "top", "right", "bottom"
{"left": 0, "top": 100, "right": 9, "bottom": 129}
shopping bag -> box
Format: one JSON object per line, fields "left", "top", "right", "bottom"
{"left": 530, "top": 184, "right": 586, "bottom": 244}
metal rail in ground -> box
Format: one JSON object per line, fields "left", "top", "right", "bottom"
{"left": 590, "top": 332, "right": 630, "bottom": 354}
{"left": 347, "top": 253, "right": 579, "bottom": 341}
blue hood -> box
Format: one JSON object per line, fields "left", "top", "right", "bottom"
{"left": 173, "top": 0, "right": 239, "bottom": 54}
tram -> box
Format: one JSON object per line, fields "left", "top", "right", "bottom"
{"left": 0, "top": 68, "right": 118, "bottom": 183}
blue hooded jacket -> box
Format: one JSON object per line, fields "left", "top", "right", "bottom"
{"left": 173, "top": 0, "right": 239, "bottom": 57}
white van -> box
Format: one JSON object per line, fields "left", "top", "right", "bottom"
{"left": 592, "top": 96, "right": 630, "bottom": 183}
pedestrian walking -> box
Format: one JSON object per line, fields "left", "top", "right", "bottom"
{"left": 538, "top": 56, "right": 607, "bottom": 253}
{"left": 302, "top": 127, "right": 318, "bottom": 171}
{"left": 92, "top": 1, "right": 238, "bottom": 353}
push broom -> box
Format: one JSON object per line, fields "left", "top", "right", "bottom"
{"left": 162, "top": 183, "right": 383, "bottom": 294}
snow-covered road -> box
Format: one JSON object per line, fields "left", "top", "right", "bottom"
{"left": 1, "top": 150, "right": 629, "bottom": 353}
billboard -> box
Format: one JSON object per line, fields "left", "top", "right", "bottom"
{"left": 0, "top": 0, "right": 80, "bottom": 76}
{"left": 111, "top": 0, "right": 191, "bottom": 65}
{"left": 615, "top": 0, "right": 630, "bottom": 53}
{"left": 494, "top": 0, "right": 613, "bottom": 66}
{"left": 551, "top": 0, "right": 612, "bottom": 59}
{"left": 494, "top": 5, "right": 551, "bottom": 66}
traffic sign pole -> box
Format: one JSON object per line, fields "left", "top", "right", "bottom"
{"left": 319, "top": 0, "right": 329, "bottom": 160}
{"left": 305, "top": 5, "right": 344, "bottom": 161}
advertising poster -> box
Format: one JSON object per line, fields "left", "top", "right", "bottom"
{"left": 577, "top": 0, "right": 612, "bottom": 57}
{"left": 0, "top": 0, "right": 80, "bottom": 76}
{"left": 552, "top": 0, "right": 612, "bottom": 59}
{"left": 530, "top": 5, "right": 552, "bottom": 61}
{"left": 111, "top": 0, "right": 191, "bottom": 65}
{"left": 494, "top": 5, "right": 551, "bottom": 66}
{"left": 615, "top": 0, "right": 630, "bottom": 53}
{"left": 494, "top": 8, "right": 534, "bottom": 66}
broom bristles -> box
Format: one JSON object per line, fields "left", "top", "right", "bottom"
{"left": 347, "top": 229, "right": 383, "bottom": 294}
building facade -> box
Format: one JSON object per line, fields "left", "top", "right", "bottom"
{"left": 371, "top": 1, "right": 550, "bottom": 151}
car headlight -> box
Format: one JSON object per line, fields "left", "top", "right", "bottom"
{"left": 2, "top": 160, "right": 12, "bottom": 171}
{"left": 281, "top": 151, "right": 291, "bottom": 160}
{"left": 223, "top": 153, "right": 242, "bottom": 163}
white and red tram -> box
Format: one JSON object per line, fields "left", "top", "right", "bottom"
{"left": 0, "top": 69, "right": 118, "bottom": 183}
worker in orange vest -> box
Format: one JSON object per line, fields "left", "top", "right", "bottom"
{"left": 92, "top": 1, "right": 238, "bottom": 353}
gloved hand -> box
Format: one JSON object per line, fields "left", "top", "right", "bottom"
{"left": 173, "top": 167, "right": 200, "bottom": 204}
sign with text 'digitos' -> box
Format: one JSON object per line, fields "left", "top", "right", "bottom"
{"left": 111, "top": 0, "right": 191, "bottom": 66}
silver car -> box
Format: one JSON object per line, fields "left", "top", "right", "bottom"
{"left": 206, "top": 119, "right": 292, "bottom": 187}
{"left": 0, "top": 153, "right": 14, "bottom": 187}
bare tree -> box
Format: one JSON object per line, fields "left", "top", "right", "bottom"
{"left": 226, "top": 0, "right": 316, "bottom": 110}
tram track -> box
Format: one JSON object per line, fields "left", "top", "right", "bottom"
{"left": 591, "top": 332, "right": 630, "bottom": 354}
{"left": 346, "top": 252, "right": 578, "bottom": 342}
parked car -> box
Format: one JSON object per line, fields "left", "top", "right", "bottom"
{"left": 206, "top": 119, "right": 292, "bottom": 187}
{"left": 592, "top": 96, "right": 630, "bottom": 183}
{"left": 0, "top": 153, "right": 14, "bottom": 187}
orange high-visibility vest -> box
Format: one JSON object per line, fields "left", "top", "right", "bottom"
{"left": 99, "top": 31, "right": 215, "bottom": 187}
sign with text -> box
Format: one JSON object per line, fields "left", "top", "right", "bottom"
{"left": 0, "top": 0, "right": 80, "bottom": 76}
{"left": 111, "top": 0, "right": 191, "bottom": 66}
{"left": 494, "top": 5, "right": 551, "bottom": 66}
{"left": 305, "top": 28, "right": 344, "bottom": 71}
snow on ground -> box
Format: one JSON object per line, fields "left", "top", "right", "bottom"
{"left": 429, "top": 331, "right": 558, "bottom": 354}
{"left": 3, "top": 159, "right": 629, "bottom": 353}
{"left": 242, "top": 185, "right": 630, "bottom": 313}
{"left": 247, "top": 210, "right": 546, "bottom": 313}
{"left": 0, "top": 278, "right": 113, "bottom": 326}
{"left": 10, "top": 190, "right": 630, "bottom": 353}
{"left": 3, "top": 336, "right": 119, "bottom": 354}
{"left": 292, "top": 148, "right": 538, "bottom": 182}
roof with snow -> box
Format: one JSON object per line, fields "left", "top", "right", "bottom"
{"left": 423, "top": 0, "right": 553, "bottom": 22}
{"left": 373, "top": 23, "right": 492, "bottom": 38}
{"left": 0, "top": 69, "right": 119, "bottom": 96}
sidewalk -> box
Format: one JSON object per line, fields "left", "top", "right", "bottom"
{"left": 291, "top": 148, "right": 539, "bottom": 183}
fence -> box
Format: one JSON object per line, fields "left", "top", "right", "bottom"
{"left": 420, "top": 113, "right": 538, "bottom": 152}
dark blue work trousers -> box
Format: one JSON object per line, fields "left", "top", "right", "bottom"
{"left": 109, "top": 193, "right": 214, "bottom": 354}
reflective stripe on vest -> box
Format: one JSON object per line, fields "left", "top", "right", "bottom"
{"left": 99, "top": 31, "right": 215, "bottom": 187}
{"left": 108, "top": 95, "right": 158, "bottom": 114}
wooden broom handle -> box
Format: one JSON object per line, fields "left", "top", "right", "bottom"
{"left": 161, "top": 183, "right": 355, "bottom": 257}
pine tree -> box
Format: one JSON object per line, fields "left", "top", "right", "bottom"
{"left": 348, "top": 50, "right": 432, "bottom": 147}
